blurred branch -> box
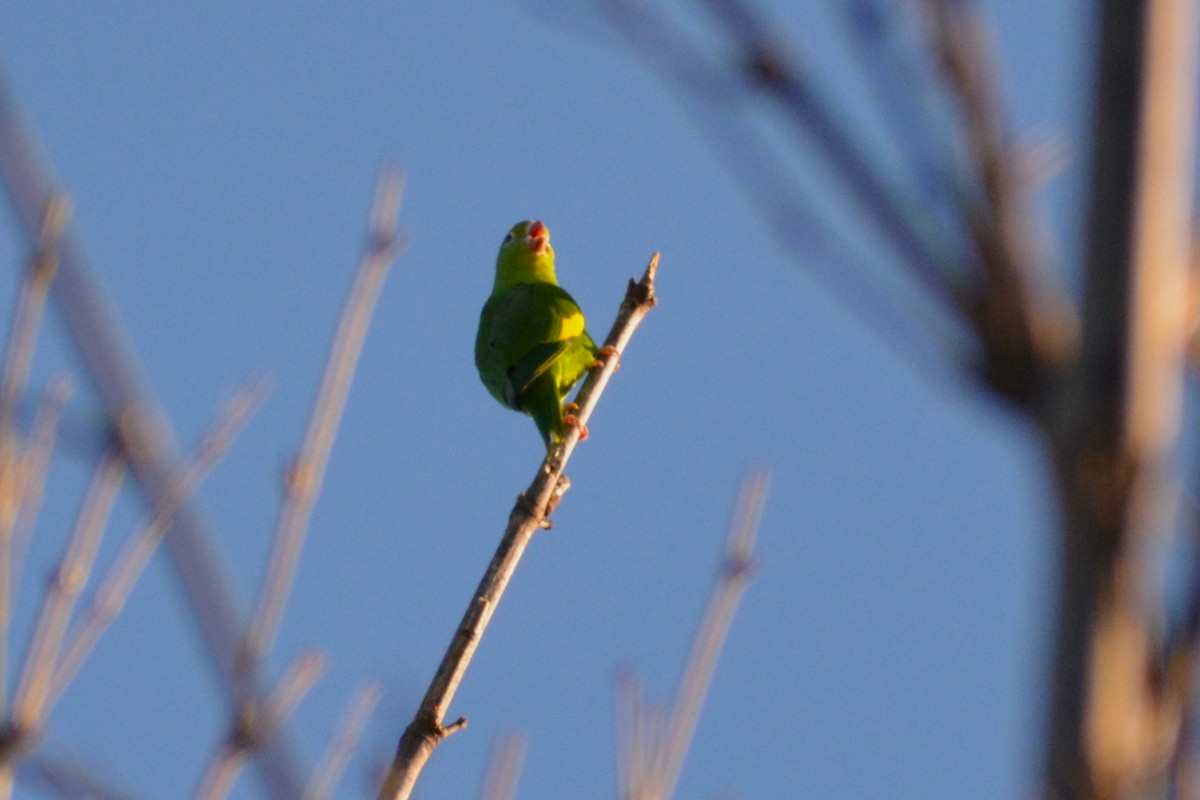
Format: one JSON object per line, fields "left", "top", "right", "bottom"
{"left": 0, "top": 66, "right": 308, "bottom": 798}
{"left": 479, "top": 731, "right": 526, "bottom": 800}
{"left": 614, "top": 472, "right": 765, "bottom": 800}
{"left": 302, "top": 681, "right": 383, "bottom": 800}
{"left": 693, "top": 0, "right": 958, "bottom": 307}
{"left": 1044, "top": 0, "right": 1197, "bottom": 795}
{"left": 9, "top": 378, "right": 73, "bottom": 595}
{"left": 646, "top": 470, "right": 765, "bottom": 799}
{"left": 8, "top": 450, "right": 125, "bottom": 745}
{"left": 376, "top": 253, "right": 661, "bottom": 800}
{"left": 596, "top": 0, "right": 968, "bottom": 384}
{"left": 48, "top": 379, "right": 270, "bottom": 707}
{"left": 920, "top": 0, "right": 1077, "bottom": 402}
{"left": 0, "top": 193, "right": 70, "bottom": 721}
{"left": 195, "top": 652, "right": 326, "bottom": 800}
{"left": 22, "top": 753, "right": 143, "bottom": 800}
{"left": 238, "top": 167, "right": 404, "bottom": 688}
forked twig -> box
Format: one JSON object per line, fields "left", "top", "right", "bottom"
{"left": 0, "top": 66, "right": 307, "bottom": 797}
{"left": 47, "top": 379, "right": 270, "bottom": 706}
{"left": 376, "top": 253, "right": 660, "bottom": 800}
{"left": 9, "top": 378, "right": 73, "bottom": 593}
{"left": 194, "top": 652, "right": 326, "bottom": 800}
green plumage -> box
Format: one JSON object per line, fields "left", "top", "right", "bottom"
{"left": 475, "top": 220, "right": 597, "bottom": 451}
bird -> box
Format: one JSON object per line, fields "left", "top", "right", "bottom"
{"left": 475, "top": 220, "right": 602, "bottom": 452}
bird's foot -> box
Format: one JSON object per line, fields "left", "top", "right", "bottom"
{"left": 563, "top": 401, "right": 579, "bottom": 415}
{"left": 564, "top": 414, "right": 588, "bottom": 441}
{"left": 591, "top": 345, "right": 620, "bottom": 371}
{"left": 516, "top": 491, "right": 554, "bottom": 529}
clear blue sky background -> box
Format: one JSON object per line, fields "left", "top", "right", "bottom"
{"left": 0, "top": 1, "right": 1094, "bottom": 798}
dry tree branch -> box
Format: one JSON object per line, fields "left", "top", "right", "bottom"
{"left": 694, "top": 0, "right": 958, "bottom": 311}
{"left": 0, "top": 193, "right": 71, "bottom": 721}
{"left": 479, "top": 731, "right": 526, "bottom": 800}
{"left": 376, "top": 252, "right": 661, "bottom": 800}
{"left": 645, "top": 469, "right": 765, "bottom": 799}
{"left": 612, "top": 472, "right": 766, "bottom": 800}
{"left": 614, "top": 667, "right": 658, "bottom": 800}
{"left": 920, "top": 0, "right": 1077, "bottom": 402}
{"left": 46, "top": 378, "right": 270, "bottom": 708}
{"left": 22, "top": 753, "right": 142, "bottom": 800}
{"left": 0, "top": 68, "right": 307, "bottom": 798}
{"left": 9, "top": 378, "right": 73, "bottom": 593}
{"left": 594, "top": 0, "right": 968, "bottom": 388}
{"left": 301, "top": 681, "right": 383, "bottom": 800}
{"left": 194, "top": 652, "right": 326, "bottom": 800}
{"left": 0, "top": 193, "right": 70, "bottom": 429}
{"left": 239, "top": 167, "right": 405, "bottom": 685}
{"left": 1044, "top": 0, "right": 1197, "bottom": 796}
{"left": 8, "top": 451, "right": 125, "bottom": 744}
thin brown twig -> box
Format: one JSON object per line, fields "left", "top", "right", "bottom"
{"left": 302, "top": 681, "right": 383, "bottom": 800}
{"left": 376, "top": 253, "right": 661, "bottom": 800}
{"left": 194, "top": 651, "right": 326, "bottom": 800}
{"left": 238, "top": 167, "right": 404, "bottom": 692}
{"left": 47, "top": 378, "right": 270, "bottom": 707}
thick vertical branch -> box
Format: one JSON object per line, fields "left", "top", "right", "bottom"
{"left": 1046, "top": 0, "right": 1197, "bottom": 796}
{"left": 375, "top": 254, "right": 660, "bottom": 800}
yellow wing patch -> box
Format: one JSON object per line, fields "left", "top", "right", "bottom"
{"left": 558, "top": 311, "right": 585, "bottom": 340}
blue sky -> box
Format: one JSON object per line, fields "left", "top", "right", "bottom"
{"left": 0, "top": 1, "right": 1095, "bottom": 798}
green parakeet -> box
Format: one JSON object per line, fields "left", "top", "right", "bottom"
{"left": 475, "top": 220, "right": 598, "bottom": 451}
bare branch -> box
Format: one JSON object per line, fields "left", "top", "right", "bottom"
{"left": 1045, "top": 0, "right": 1198, "bottom": 795}
{"left": 302, "top": 681, "right": 383, "bottom": 800}
{"left": 21, "top": 753, "right": 143, "bottom": 800}
{"left": 0, "top": 376, "right": 70, "bottom": 741}
{"left": 48, "top": 379, "right": 270, "bottom": 707}
{"left": 376, "top": 253, "right": 661, "bottom": 800}
{"left": 613, "top": 667, "right": 653, "bottom": 800}
{"left": 479, "top": 731, "right": 526, "bottom": 800}
{"left": 0, "top": 194, "right": 71, "bottom": 722}
{"left": 195, "top": 652, "right": 326, "bottom": 800}
{"left": 647, "top": 470, "right": 766, "bottom": 799}
{"left": 239, "top": 166, "right": 404, "bottom": 687}
{"left": 596, "top": 0, "right": 967, "bottom": 385}
{"left": 921, "top": 0, "right": 1078, "bottom": 402}
{"left": 9, "top": 378, "right": 73, "bottom": 593}
{"left": 0, "top": 193, "right": 70, "bottom": 427}
{"left": 0, "top": 67, "right": 307, "bottom": 798}
{"left": 11, "top": 450, "right": 125, "bottom": 737}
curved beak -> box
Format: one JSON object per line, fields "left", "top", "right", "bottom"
{"left": 526, "top": 220, "right": 549, "bottom": 254}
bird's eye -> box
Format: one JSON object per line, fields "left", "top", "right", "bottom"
{"left": 503, "top": 233, "right": 515, "bottom": 244}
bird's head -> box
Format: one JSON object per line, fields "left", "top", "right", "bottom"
{"left": 494, "top": 219, "right": 557, "bottom": 290}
